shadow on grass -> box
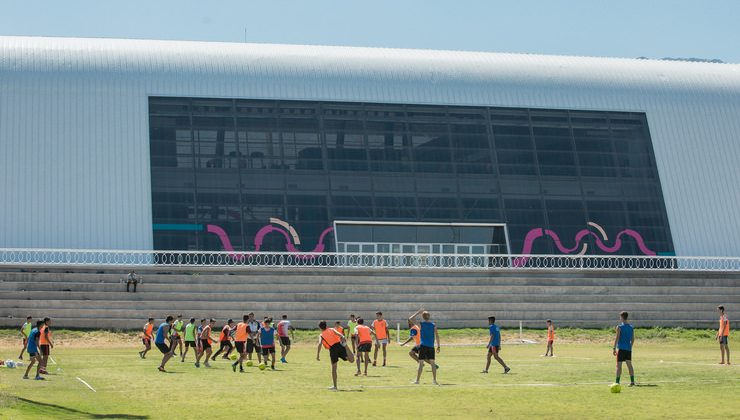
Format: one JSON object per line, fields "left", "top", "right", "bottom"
{"left": 15, "top": 397, "right": 149, "bottom": 419}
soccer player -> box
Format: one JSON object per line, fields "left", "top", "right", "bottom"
{"left": 38, "top": 317, "right": 54, "bottom": 375}
{"left": 211, "top": 319, "right": 235, "bottom": 361}
{"left": 246, "top": 312, "right": 262, "bottom": 365}
{"left": 195, "top": 318, "right": 206, "bottom": 358}
{"left": 316, "top": 320, "right": 355, "bottom": 390}
{"left": 400, "top": 317, "right": 421, "bottom": 363}
{"left": 412, "top": 310, "right": 440, "bottom": 385}
{"left": 155, "top": 315, "right": 176, "bottom": 372}
{"left": 372, "top": 311, "right": 390, "bottom": 367}
{"left": 482, "top": 316, "right": 510, "bottom": 374}
{"left": 195, "top": 319, "right": 217, "bottom": 368}
{"left": 171, "top": 314, "right": 185, "bottom": 357}
{"left": 543, "top": 319, "right": 555, "bottom": 357}
{"left": 181, "top": 318, "right": 197, "bottom": 362}
{"left": 232, "top": 315, "right": 250, "bottom": 372}
{"left": 139, "top": 317, "right": 155, "bottom": 359}
{"left": 353, "top": 318, "right": 374, "bottom": 376}
{"left": 258, "top": 318, "right": 278, "bottom": 370}
{"left": 613, "top": 311, "right": 636, "bottom": 386}
{"left": 277, "top": 314, "right": 295, "bottom": 363}
{"left": 18, "top": 316, "right": 32, "bottom": 360}
{"left": 717, "top": 305, "right": 731, "bottom": 365}
{"left": 347, "top": 314, "right": 359, "bottom": 354}
{"left": 23, "top": 320, "right": 45, "bottom": 380}
{"left": 334, "top": 321, "right": 344, "bottom": 335}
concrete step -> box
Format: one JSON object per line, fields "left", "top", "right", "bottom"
{"left": 3, "top": 291, "right": 737, "bottom": 304}
{"left": 3, "top": 281, "right": 739, "bottom": 296}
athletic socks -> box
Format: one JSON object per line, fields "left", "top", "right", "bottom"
{"left": 615, "top": 376, "right": 620, "bottom": 384}
{"left": 630, "top": 375, "right": 635, "bottom": 384}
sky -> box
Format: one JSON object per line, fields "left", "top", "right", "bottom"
{"left": 1, "top": 0, "right": 739, "bottom": 63}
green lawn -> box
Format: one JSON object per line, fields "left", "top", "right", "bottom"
{"left": 1, "top": 330, "right": 738, "bottom": 419}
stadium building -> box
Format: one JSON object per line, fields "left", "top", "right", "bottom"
{"left": 1, "top": 36, "right": 739, "bottom": 328}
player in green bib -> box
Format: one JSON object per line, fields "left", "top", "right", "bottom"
{"left": 347, "top": 314, "right": 359, "bottom": 356}
{"left": 19, "top": 316, "right": 33, "bottom": 360}
{"left": 170, "top": 314, "right": 185, "bottom": 357}
{"left": 181, "top": 317, "right": 197, "bottom": 362}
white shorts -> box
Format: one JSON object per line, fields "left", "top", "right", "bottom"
{"left": 376, "top": 338, "right": 389, "bottom": 345}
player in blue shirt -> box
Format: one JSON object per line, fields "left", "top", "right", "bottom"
{"left": 258, "top": 318, "right": 278, "bottom": 370}
{"left": 613, "top": 311, "right": 636, "bottom": 386}
{"left": 155, "top": 315, "right": 176, "bottom": 373}
{"left": 410, "top": 309, "right": 440, "bottom": 385}
{"left": 482, "top": 316, "right": 510, "bottom": 374}
{"left": 23, "top": 320, "right": 45, "bottom": 380}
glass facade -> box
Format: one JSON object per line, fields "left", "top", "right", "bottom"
{"left": 149, "top": 97, "right": 674, "bottom": 256}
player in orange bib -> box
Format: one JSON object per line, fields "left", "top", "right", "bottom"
{"left": 139, "top": 317, "right": 155, "bottom": 359}
{"left": 371, "top": 311, "right": 390, "bottom": 367}
{"left": 401, "top": 316, "right": 421, "bottom": 363}
{"left": 195, "top": 319, "right": 217, "bottom": 368}
{"left": 353, "top": 318, "right": 375, "bottom": 376}
{"left": 317, "top": 320, "right": 355, "bottom": 391}
{"left": 38, "top": 317, "right": 54, "bottom": 375}
{"left": 543, "top": 319, "right": 555, "bottom": 357}
{"left": 232, "top": 315, "right": 250, "bottom": 372}
{"left": 717, "top": 305, "right": 731, "bottom": 365}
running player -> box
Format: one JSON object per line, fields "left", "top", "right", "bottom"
{"left": 316, "top": 320, "right": 355, "bottom": 390}
{"left": 195, "top": 319, "right": 217, "bottom": 368}
{"left": 613, "top": 311, "right": 636, "bottom": 386}
{"left": 247, "top": 313, "right": 262, "bottom": 365}
{"left": 38, "top": 317, "right": 54, "bottom": 375}
{"left": 23, "top": 320, "right": 45, "bottom": 380}
{"left": 353, "top": 318, "right": 374, "bottom": 376}
{"left": 543, "top": 319, "right": 555, "bottom": 357}
{"left": 18, "top": 316, "right": 32, "bottom": 360}
{"left": 717, "top": 305, "right": 731, "bottom": 365}
{"left": 155, "top": 315, "right": 176, "bottom": 372}
{"left": 181, "top": 318, "right": 197, "bottom": 362}
{"left": 211, "top": 319, "right": 235, "bottom": 361}
{"left": 334, "top": 321, "right": 344, "bottom": 336}
{"left": 372, "top": 311, "right": 390, "bottom": 367}
{"left": 277, "top": 314, "right": 295, "bottom": 363}
{"left": 482, "top": 316, "right": 510, "bottom": 374}
{"left": 139, "top": 317, "right": 155, "bottom": 359}
{"left": 171, "top": 314, "right": 185, "bottom": 357}
{"left": 232, "top": 315, "right": 250, "bottom": 372}
{"left": 258, "top": 318, "right": 278, "bottom": 370}
{"left": 401, "top": 317, "right": 421, "bottom": 363}
{"left": 412, "top": 310, "right": 440, "bottom": 385}
{"left": 347, "top": 314, "right": 358, "bottom": 355}
{"left": 195, "top": 318, "right": 206, "bottom": 359}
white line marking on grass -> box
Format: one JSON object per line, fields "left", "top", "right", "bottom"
{"left": 48, "top": 356, "right": 57, "bottom": 365}
{"left": 76, "top": 377, "right": 96, "bottom": 392}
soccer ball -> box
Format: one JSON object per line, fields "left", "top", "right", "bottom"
{"left": 230, "top": 354, "right": 238, "bottom": 361}
{"left": 5, "top": 360, "right": 16, "bottom": 368}
{"left": 610, "top": 383, "right": 622, "bottom": 393}
{"left": 246, "top": 360, "right": 253, "bottom": 367}
{"left": 258, "top": 363, "right": 266, "bottom": 371}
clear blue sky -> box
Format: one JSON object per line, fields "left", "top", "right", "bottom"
{"left": 2, "top": 0, "right": 739, "bottom": 63}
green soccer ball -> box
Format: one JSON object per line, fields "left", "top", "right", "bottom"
{"left": 246, "top": 360, "right": 253, "bottom": 367}
{"left": 230, "top": 354, "right": 238, "bottom": 361}
{"left": 258, "top": 363, "right": 266, "bottom": 370}
{"left": 610, "top": 383, "right": 622, "bottom": 393}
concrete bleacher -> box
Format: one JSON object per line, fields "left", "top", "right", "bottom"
{"left": 1, "top": 266, "right": 738, "bottom": 329}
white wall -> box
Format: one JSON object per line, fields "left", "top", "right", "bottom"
{"left": 1, "top": 36, "right": 739, "bottom": 255}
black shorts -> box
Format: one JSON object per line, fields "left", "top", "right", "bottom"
{"left": 329, "top": 343, "right": 348, "bottom": 364}
{"left": 280, "top": 336, "right": 291, "bottom": 346}
{"left": 28, "top": 351, "right": 38, "bottom": 357}
{"left": 261, "top": 346, "right": 275, "bottom": 356}
{"left": 616, "top": 349, "right": 632, "bottom": 362}
{"left": 201, "top": 339, "right": 211, "bottom": 350}
{"left": 185, "top": 340, "right": 196, "bottom": 348}
{"left": 488, "top": 345, "right": 501, "bottom": 353}
{"left": 40, "top": 345, "right": 50, "bottom": 356}
{"left": 142, "top": 338, "right": 151, "bottom": 346}
{"left": 247, "top": 339, "right": 257, "bottom": 353}
{"left": 235, "top": 341, "right": 246, "bottom": 353}
{"left": 719, "top": 336, "right": 729, "bottom": 345}
{"left": 411, "top": 345, "right": 420, "bottom": 354}
{"left": 156, "top": 342, "right": 171, "bottom": 354}
{"left": 358, "top": 343, "right": 372, "bottom": 352}
{"left": 419, "top": 345, "right": 435, "bottom": 360}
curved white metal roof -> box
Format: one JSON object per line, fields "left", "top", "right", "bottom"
{"left": 1, "top": 36, "right": 739, "bottom": 101}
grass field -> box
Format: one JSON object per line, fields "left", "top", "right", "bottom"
{"left": 0, "top": 329, "right": 738, "bottom": 419}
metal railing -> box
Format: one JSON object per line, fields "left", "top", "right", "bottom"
{"left": 1, "top": 248, "right": 740, "bottom": 271}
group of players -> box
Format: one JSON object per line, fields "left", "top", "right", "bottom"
{"left": 15, "top": 306, "right": 731, "bottom": 390}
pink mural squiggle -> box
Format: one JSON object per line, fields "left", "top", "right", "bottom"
{"left": 205, "top": 221, "right": 334, "bottom": 260}
{"left": 512, "top": 225, "right": 656, "bottom": 267}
